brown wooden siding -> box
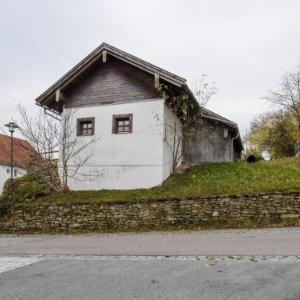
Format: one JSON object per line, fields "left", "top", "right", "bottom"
{"left": 65, "top": 57, "right": 159, "bottom": 108}
{"left": 183, "top": 119, "right": 232, "bottom": 163}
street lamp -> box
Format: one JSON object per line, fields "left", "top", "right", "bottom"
{"left": 4, "top": 121, "right": 19, "bottom": 197}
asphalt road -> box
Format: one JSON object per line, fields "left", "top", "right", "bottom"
{"left": 1, "top": 228, "right": 300, "bottom": 299}
{"left": 0, "top": 256, "right": 300, "bottom": 300}
{"left": 1, "top": 227, "right": 300, "bottom": 256}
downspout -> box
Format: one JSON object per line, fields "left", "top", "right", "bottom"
{"left": 231, "top": 132, "right": 240, "bottom": 161}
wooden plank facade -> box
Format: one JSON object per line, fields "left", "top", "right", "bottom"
{"left": 65, "top": 57, "right": 159, "bottom": 108}
{"left": 183, "top": 119, "right": 233, "bottom": 163}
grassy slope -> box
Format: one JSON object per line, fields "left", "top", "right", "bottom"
{"left": 33, "top": 157, "right": 300, "bottom": 205}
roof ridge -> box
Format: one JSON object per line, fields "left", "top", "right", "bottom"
{"left": 36, "top": 42, "right": 186, "bottom": 104}
{"left": 102, "top": 43, "right": 186, "bottom": 82}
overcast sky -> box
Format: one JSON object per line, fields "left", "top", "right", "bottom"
{"left": 1, "top": 0, "right": 300, "bottom": 137}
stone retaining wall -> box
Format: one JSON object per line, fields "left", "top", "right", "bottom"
{"left": 1, "top": 192, "right": 300, "bottom": 233}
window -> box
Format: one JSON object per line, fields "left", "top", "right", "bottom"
{"left": 14, "top": 169, "right": 17, "bottom": 177}
{"left": 112, "top": 114, "right": 133, "bottom": 134}
{"left": 6, "top": 169, "right": 9, "bottom": 174}
{"left": 77, "top": 118, "right": 95, "bottom": 136}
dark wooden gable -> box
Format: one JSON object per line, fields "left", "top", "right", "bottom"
{"left": 65, "top": 56, "right": 160, "bottom": 108}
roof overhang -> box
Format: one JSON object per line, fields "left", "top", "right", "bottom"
{"left": 35, "top": 42, "right": 243, "bottom": 151}
{"left": 35, "top": 43, "right": 187, "bottom": 108}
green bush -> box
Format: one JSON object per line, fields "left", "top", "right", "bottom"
{"left": 16, "top": 180, "right": 46, "bottom": 200}
{"left": 3, "top": 173, "right": 47, "bottom": 203}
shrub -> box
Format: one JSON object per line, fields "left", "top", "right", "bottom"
{"left": 2, "top": 173, "right": 48, "bottom": 203}
{"left": 0, "top": 199, "right": 9, "bottom": 217}
{"left": 16, "top": 180, "right": 46, "bottom": 200}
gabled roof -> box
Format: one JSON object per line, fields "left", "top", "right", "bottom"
{"left": 36, "top": 42, "right": 186, "bottom": 106}
{"left": 0, "top": 134, "right": 36, "bottom": 169}
{"left": 201, "top": 107, "right": 237, "bottom": 128}
{"left": 35, "top": 42, "right": 243, "bottom": 150}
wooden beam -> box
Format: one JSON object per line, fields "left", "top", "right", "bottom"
{"left": 154, "top": 73, "right": 160, "bottom": 88}
{"left": 102, "top": 50, "right": 107, "bottom": 63}
{"left": 55, "top": 89, "right": 66, "bottom": 102}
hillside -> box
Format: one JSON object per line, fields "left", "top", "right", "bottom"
{"left": 35, "top": 157, "right": 300, "bottom": 205}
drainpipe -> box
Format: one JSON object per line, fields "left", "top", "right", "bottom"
{"left": 231, "top": 132, "right": 240, "bottom": 161}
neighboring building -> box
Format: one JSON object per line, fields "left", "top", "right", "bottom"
{"left": 35, "top": 43, "right": 243, "bottom": 190}
{"left": 0, "top": 134, "right": 35, "bottom": 194}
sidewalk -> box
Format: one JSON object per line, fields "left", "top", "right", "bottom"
{"left": 1, "top": 228, "right": 300, "bottom": 256}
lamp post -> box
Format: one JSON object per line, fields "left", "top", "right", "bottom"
{"left": 4, "top": 122, "right": 19, "bottom": 197}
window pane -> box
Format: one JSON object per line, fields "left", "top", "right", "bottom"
{"left": 114, "top": 115, "right": 132, "bottom": 134}
{"left": 79, "top": 119, "right": 94, "bottom": 136}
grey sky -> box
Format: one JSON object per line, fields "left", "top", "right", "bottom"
{"left": 1, "top": 0, "right": 300, "bottom": 137}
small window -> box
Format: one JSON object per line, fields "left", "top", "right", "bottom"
{"left": 7, "top": 169, "right": 9, "bottom": 174}
{"left": 77, "top": 118, "right": 95, "bottom": 136}
{"left": 14, "top": 169, "right": 17, "bottom": 177}
{"left": 112, "top": 114, "right": 133, "bottom": 134}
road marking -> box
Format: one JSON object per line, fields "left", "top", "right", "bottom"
{"left": 0, "top": 256, "right": 43, "bottom": 274}
{"left": 0, "top": 254, "right": 300, "bottom": 272}
{"left": 40, "top": 254, "right": 300, "bottom": 262}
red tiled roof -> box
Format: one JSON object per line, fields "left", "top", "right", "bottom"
{"left": 0, "top": 134, "right": 36, "bottom": 169}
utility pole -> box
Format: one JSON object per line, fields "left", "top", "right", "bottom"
{"left": 4, "top": 121, "right": 19, "bottom": 198}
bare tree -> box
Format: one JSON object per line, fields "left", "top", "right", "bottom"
{"left": 17, "top": 105, "right": 97, "bottom": 192}
{"left": 192, "top": 74, "right": 217, "bottom": 107}
{"left": 59, "top": 109, "right": 97, "bottom": 191}
{"left": 265, "top": 67, "right": 300, "bottom": 131}
{"left": 18, "top": 105, "right": 60, "bottom": 159}
{"left": 161, "top": 76, "right": 216, "bottom": 174}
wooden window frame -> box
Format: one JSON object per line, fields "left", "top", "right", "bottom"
{"left": 112, "top": 114, "right": 133, "bottom": 134}
{"left": 77, "top": 117, "right": 95, "bottom": 136}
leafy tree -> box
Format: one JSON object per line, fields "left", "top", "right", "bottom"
{"left": 246, "top": 110, "right": 299, "bottom": 159}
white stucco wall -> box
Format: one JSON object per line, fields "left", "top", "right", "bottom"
{"left": 162, "top": 105, "right": 183, "bottom": 181}
{"left": 0, "top": 165, "right": 27, "bottom": 195}
{"left": 62, "top": 99, "right": 166, "bottom": 190}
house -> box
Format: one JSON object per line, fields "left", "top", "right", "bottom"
{"left": 0, "top": 134, "right": 35, "bottom": 194}
{"left": 35, "top": 43, "right": 243, "bottom": 190}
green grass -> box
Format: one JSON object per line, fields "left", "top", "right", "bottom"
{"left": 28, "top": 157, "right": 300, "bottom": 205}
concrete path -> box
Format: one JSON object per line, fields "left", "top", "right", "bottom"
{"left": 1, "top": 227, "right": 300, "bottom": 256}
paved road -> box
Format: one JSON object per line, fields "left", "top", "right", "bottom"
{"left": 1, "top": 228, "right": 300, "bottom": 299}
{"left": 1, "top": 227, "right": 300, "bottom": 256}
{"left": 0, "top": 255, "right": 300, "bottom": 300}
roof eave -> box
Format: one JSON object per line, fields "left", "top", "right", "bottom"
{"left": 35, "top": 43, "right": 186, "bottom": 105}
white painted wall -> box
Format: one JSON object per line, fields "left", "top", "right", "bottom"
{"left": 61, "top": 99, "right": 166, "bottom": 190}
{"left": 162, "top": 104, "right": 183, "bottom": 181}
{"left": 0, "top": 165, "right": 27, "bottom": 195}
